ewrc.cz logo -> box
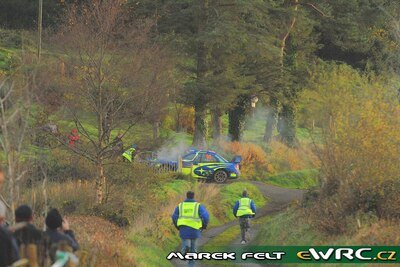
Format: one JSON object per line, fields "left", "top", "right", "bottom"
{"left": 297, "top": 248, "right": 396, "bottom": 262}
{"left": 166, "top": 246, "right": 399, "bottom": 264}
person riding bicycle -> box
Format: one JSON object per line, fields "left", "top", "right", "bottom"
{"left": 233, "top": 190, "right": 256, "bottom": 244}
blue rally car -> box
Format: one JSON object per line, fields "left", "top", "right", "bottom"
{"left": 179, "top": 150, "right": 241, "bottom": 183}
{"left": 137, "top": 149, "right": 241, "bottom": 183}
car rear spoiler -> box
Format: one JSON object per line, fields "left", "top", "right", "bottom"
{"left": 231, "top": 155, "right": 242, "bottom": 164}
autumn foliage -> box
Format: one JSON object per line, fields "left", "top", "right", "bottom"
{"left": 218, "top": 141, "right": 271, "bottom": 179}
{"left": 304, "top": 64, "right": 400, "bottom": 234}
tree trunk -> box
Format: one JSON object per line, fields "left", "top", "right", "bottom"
{"left": 229, "top": 99, "right": 247, "bottom": 141}
{"left": 275, "top": 0, "right": 298, "bottom": 148}
{"left": 278, "top": 103, "right": 296, "bottom": 147}
{"left": 96, "top": 160, "right": 106, "bottom": 204}
{"left": 211, "top": 109, "right": 222, "bottom": 141}
{"left": 264, "top": 96, "right": 279, "bottom": 143}
{"left": 192, "top": 0, "right": 208, "bottom": 148}
{"left": 193, "top": 104, "right": 207, "bottom": 148}
{"left": 153, "top": 121, "right": 160, "bottom": 140}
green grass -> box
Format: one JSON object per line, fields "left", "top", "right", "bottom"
{"left": 255, "top": 210, "right": 321, "bottom": 246}
{"left": 253, "top": 210, "right": 375, "bottom": 267}
{"left": 201, "top": 226, "right": 241, "bottom": 266}
{"left": 242, "top": 108, "right": 268, "bottom": 144}
{"left": 205, "top": 227, "right": 241, "bottom": 250}
{"left": 153, "top": 179, "right": 192, "bottom": 202}
{"left": 160, "top": 130, "right": 193, "bottom": 147}
{"left": 241, "top": 107, "right": 317, "bottom": 145}
{"left": 128, "top": 234, "right": 175, "bottom": 267}
{"left": 0, "top": 47, "right": 15, "bottom": 70}
{"left": 265, "top": 169, "right": 319, "bottom": 189}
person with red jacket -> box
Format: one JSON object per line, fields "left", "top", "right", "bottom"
{"left": 68, "top": 129, "right": 79, "bottom": 146}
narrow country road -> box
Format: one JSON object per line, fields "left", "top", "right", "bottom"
{"left": 172, "top": 182, "right": 304, "bottom": 267}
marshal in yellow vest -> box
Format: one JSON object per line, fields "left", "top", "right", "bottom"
{"left": 236, "top": 197, "right": 255, "bottom": 217}
{"left": 177, "top": 202, "right": 202, "bottom": 229}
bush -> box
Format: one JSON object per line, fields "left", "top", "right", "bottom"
{"left": 376, "top": 179, "right": 400, "bottom": 219}
{"left": 163, "top": 105, "right": 195, "bottom": 134}
{"left": 303, "top": 63, "right": 400, "bottom": 234}
{"left": 307, "top": 194, "right": 357, "bottom": 235}
{"left": 20, "top": 180, "right": 96, "bottom": 217}
{"left": 266, "top": 140, "right": 319, "bottom": 173}
{"left": 354, "top": 219, "right": 400, "bottom": 245}
{"left": 218, "top": 141, "right": 271, "bottom": 179}
{"left": 0, "top": 29, "right": 22, "bottom": 47}
{"left": 69, "top": 215, "right": 137, "bottom": 266}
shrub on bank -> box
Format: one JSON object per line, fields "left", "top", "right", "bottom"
{"left": 218, "top": 141, "right": 271, "bottom": 179}
{"left": 304, "top": 64, "right": 400, "bottom": 235}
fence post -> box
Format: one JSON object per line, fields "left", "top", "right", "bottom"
{"left": 178, "top": 156, "right": 182, "bottom": 172}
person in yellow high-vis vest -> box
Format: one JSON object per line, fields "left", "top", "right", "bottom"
{"left": 172, "top": 191, "right": 209, "bottom": 267}
{"left": 122, "top": 144, "right": 137, "bottom": 162}
{"left": 233, "top": 190, "right": 256, "bottom": 244}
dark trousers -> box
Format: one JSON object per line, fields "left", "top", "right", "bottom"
{"left": 239, "top": 217, "right": 250, "bottom": 241}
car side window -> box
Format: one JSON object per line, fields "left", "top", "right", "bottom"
{"left": 193, "top": 154, "right": 202, "bottom": 164}
{"left": 203, "top": 153, "right": 219, "bottom": 163}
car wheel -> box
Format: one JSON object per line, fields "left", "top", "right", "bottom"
{"left": 214, "top": 170, "right": 228, "bottom": 183}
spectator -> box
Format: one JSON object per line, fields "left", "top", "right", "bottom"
{"left": 13, "top": 205, "right": 43, "bottom": 247}
{"left": 172, "top": 191, "right": 209, "bottom": 267}
{"left": 45, "top": 208, "right": 79, "bottom": 260}
{"left": 233, "top": 190, "right": 256, "bottom": 244}
{"left": 0, "top": 201, "right": 20, "bottom": 267}
{"left": 68, "top": 129, "right": 80, "bottom": 147}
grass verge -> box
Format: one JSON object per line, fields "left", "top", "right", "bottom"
{"left": 264, "top": 169, "right": 319, "bottom": 189}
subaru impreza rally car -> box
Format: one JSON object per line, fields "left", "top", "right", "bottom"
{"left": 137, "top": 149, "right": 241, "bottom": 183}
{"left": 179, "top": 150, "right": 241, "bottom": 183}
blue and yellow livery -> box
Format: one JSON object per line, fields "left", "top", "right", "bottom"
{"left": 137, "top": 149, "right": 241, "bottom": 183}
{"left": 180, "top": 150, "right": 241, "bottom": 183}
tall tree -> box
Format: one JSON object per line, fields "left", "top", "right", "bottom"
{"left": 0, "top": 72, "right": 31, "bottom": 223}
{"left": 192, "top": 0, "right": 209, "bottom": 147}
{"left": 49, "top": 0, "right": 172, "bottom": 203}
{"left": 261, "top": 0, "right": 321, "bottom": 146}
{"left": 137, "top": 0, "right": 266, "bottom": 145}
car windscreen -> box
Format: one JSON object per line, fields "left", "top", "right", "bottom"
{"left": 182, "top": 152, "right": 196, "bottom": 161}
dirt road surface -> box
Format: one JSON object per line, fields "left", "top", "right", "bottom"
{"left": 171, "top": 182, "right": 304, "bottom": 267}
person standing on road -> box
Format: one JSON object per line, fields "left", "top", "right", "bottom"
{"left": 172, "top": 191, "right": 209, "bottom": 267}
{"left": 233, "top": 190, "right": 256, "bottom": 244}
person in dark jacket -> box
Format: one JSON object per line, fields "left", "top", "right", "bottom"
{"left": 233, "top": 190, "right": 256, "bottom": 244}
{"left": 45, "top": 208, "right": 79, "bottom": 260}
{"left": 13, "top": 205, "right": 43, "bottom": 246}
{"left": 0, "top": 201, "right": 20, "bottom": 267}
{"left": 172, "top": 191, "right": 209, "bottom": 267}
